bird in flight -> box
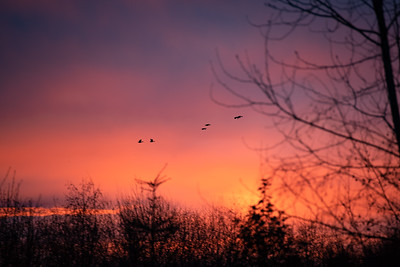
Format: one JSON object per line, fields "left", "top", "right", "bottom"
{"left": 205, "top": 123, "right": 211, "bottom": 126}
{"left": 138, "top": 139, "right": 143, "bottom": 143}
{"left": 201, "top": 128, "right": 207, "bottom": 130}
{"left": 150, "top": 138, "right": 155, "bottom": 143}
{"left": 234, "top": 115, "right": 243, "bottom": 119}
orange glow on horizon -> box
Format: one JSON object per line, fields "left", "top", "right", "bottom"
{"left": 0, "top": 0, "right": 334, "bottom": 214}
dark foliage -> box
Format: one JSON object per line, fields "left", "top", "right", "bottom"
{"left": 1, "top": 169, "right": 399, "bottom": 266}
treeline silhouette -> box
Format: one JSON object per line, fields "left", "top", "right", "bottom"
{"left": 1, "top": 170, "right": 399, "bottom": 266}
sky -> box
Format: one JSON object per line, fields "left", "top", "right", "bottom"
{"left": 0, "top": 0, "right": 318, "bottom": 208}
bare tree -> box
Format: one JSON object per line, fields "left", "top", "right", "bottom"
{"left": 213, "top": 0, "right": 400, "bottom": 243}
{"left": 51, "top": 179, "right": 112, "bottom": 266}
{"left": 0, "top": 168, "right": 41, "bottom": 266}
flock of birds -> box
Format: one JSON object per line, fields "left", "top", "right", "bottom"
{"left": 138, "top": 115, "right": 243, "bottom": 143}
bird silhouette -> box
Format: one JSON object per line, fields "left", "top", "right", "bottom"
{"left": 138, "top": 139, "right": 143, "bottom": 143}
{"left": 234, "top": 115, "right": 243, "bottom": 119}
{"left": 150, "top": 138, "right": 155, "bottom": 142}
{"left": 205, "top": 123, "right": 211, "bottom": 126}
{"left": 201, "top": 128, "right": 207, "bottom": 130}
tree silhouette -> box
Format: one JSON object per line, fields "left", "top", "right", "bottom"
{"left": 213, "top": 0, "right": 400, "bottom": 242}
{"left": 39, "top": 179, "right": 113, "bottom": 266}
{"left": 238, "top": 178, "right": 295, "bottom": 266}
{"left": 118, "top": 168, "right": 179, "bottom": 265}
{"left": 0, "top": 168, "right": 37, "bottom": 266}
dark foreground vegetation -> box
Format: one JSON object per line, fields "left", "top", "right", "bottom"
{"left": 1, "top": 170, "right": 399, "bottom": 267}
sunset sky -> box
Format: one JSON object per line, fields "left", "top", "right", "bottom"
{"left": 0, "top": 0, "right": 325, "bottom": 208}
